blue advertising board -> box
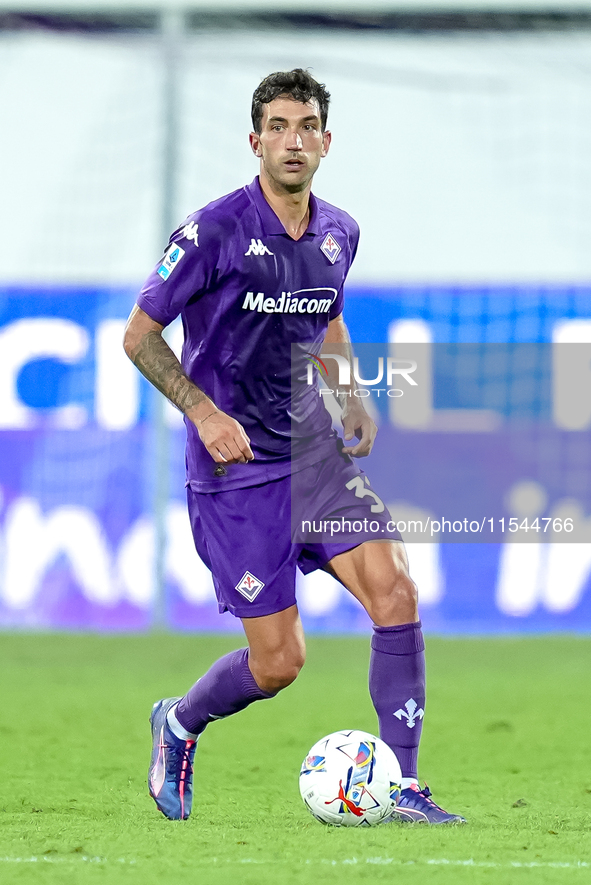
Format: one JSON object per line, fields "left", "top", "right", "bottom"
{"left": 1, "top": 285, "right": 591, "bottom": 632}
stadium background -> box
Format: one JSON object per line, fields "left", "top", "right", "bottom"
{"left": 2, "top": 0, "right": 591, "bottom": 635}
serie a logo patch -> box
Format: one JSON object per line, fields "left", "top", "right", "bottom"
{"left": 157, "top": 243, "right": 186, "bottom": 280}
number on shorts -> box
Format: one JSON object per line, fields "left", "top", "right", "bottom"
{"left": 345, "top": 476, "right": 385, "bottom": 513}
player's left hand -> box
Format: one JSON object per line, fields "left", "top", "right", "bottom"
{"left": 341, "top": 405, "right": 377, "bottom": 457}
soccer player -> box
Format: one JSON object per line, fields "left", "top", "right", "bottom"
{"left": 124, "top": 69, "right": 465, "bottom": 825}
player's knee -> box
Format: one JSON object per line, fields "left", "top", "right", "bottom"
{"left": 367, "top": 573, "right": 418, "bottom": 626}
{"left": 252, "top": 646, "right": 306, "bottom": 694}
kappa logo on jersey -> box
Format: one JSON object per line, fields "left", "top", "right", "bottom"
{"left": 241, "top": 287, "right": 337, "bottom": 315}
{"left": 182, "top": 221, "right": 199, "bottom": 247}
{"left": 320, "top": 232, "right": 341, "bottom": 264}
{"left": 235, "top": 571, "right": 265, "bottom": 602}
{"left": 157, "top": 243, "right": 186, "bottom": 280}
{"left": 245, "top": 238, "right": 274, "bottom": 257}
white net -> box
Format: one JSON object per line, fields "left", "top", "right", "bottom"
{"left": 2, "top": 23, "right": 591, "bottom": 283}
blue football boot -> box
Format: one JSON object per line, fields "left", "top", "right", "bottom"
{"left": 389, "top": 783, "right": 466, "bottom": 825}
{"left": 148, "top": 698, "right": 197, "bottom": 820}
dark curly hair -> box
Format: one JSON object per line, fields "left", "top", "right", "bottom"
{"left": 251, "top": 68, "right": 331, "bottom": 134}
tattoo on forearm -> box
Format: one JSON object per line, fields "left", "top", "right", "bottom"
{"left": 132, "top": 330, "right": 207, "bottom": 414}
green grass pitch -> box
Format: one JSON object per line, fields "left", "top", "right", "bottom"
{"left": 1, "top": 633, "right": 590, "bottom": 884}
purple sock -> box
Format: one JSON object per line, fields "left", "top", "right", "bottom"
{"left": 368, "top": 621, "right": 425, "bottom": 780}
{"left": 175, "top": 648, "right": 274, "bottom": 736}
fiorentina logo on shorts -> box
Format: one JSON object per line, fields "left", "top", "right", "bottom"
{"left": 320, "top": 232, "right": 341, "bottom": 264}
{"left": 235, "top": 571, "right": 265, "bottom": 602}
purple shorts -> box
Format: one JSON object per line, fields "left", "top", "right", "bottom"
{"left": 187, "top": 451, "right": 401, "bottom": 618}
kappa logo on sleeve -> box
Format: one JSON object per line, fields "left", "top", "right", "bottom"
{"left": 182, "top": 221, "right": 199, "bottom": 247}
{"left": 235, "top": 571, "right": 265, "bottom": 602}
{"left": 320, "top": 232, "right": 341, "bottom": 264}
{"left": 157, "top": 242, "right": 186, "bottom": 280}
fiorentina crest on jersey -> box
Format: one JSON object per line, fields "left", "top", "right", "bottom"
{"left": 235, "top": 571, "right": 265, "bottom": 602}
{"left": 320, "top": 232, "right": 341, "bottom": 264}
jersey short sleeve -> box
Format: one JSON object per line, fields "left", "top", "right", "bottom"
{"left": 137, "top": 215, "right": 222, "bottom": 327}
{"left": 329, "top": 286, "right": 344, "bottom": 321}
{"left": 329, "top": 286, "right": 345, "bottom": 321}
{"left": 327, "top": 217, "right": 359, "bottom": 321}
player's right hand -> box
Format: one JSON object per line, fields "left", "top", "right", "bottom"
{"left": 195, "top": 409, "right": 254, "bottom": 464}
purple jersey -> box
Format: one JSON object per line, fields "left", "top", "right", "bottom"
{"left": 138, "top": 176, "right": 359, "bottom": 492}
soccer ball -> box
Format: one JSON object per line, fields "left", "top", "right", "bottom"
{"left": 299, "top": 730, "right": 402, "bottom": 827}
